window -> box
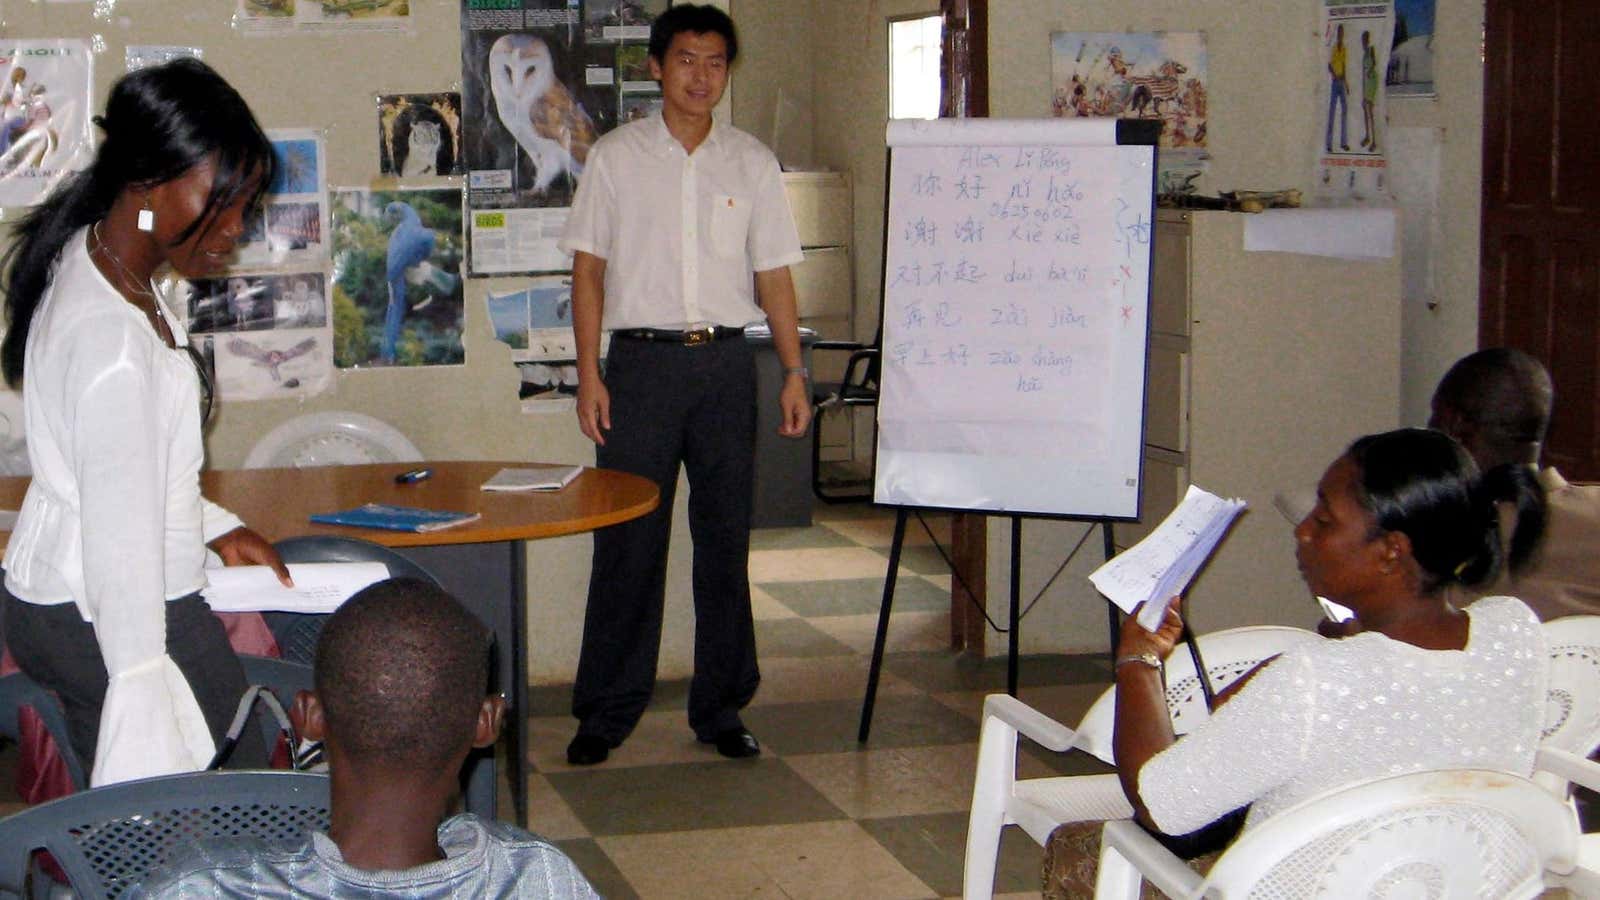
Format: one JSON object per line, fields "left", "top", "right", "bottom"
{"left": 889, "top": 14, "right": 943, "bottom": 120}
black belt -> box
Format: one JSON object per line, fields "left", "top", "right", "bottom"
{"left": 611, "top": 326, "right": 745, "bottom": 346}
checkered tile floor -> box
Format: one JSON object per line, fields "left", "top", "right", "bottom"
{"left": 0, "top": 502, "right": 1123, "bottom": 898}
{"left": 520, "top": 502, "right": 1118, "bottom": 899}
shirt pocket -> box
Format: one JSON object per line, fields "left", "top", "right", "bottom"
{"left": 708, "top": 193, "right": 752, "bottom": 258}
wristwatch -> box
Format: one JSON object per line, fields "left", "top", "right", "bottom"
{"left": 783, "top": 366, "right": 810, "bottom": 381}
{"left": 1115, "top": 651, "right": 1162, "bottom": 671}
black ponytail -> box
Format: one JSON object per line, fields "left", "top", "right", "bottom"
{"left": 1, "top": 57, "right": 275, "bottom": 388}
{"left": 1476, "top": 462, "right": 1546, "bottom": 575}
{"left": 1347, "top": 427, "right": 1544, "bottom": 594}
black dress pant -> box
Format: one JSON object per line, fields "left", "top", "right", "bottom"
{"left": 573, "top": 334, "right": 760, "bottom": 743}
{"left": 2, "top": 587, "right": 266, "bottom": 774}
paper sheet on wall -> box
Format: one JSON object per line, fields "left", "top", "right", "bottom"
{"left": 1089, "top": 485, "right": 1246, "bottom": 631}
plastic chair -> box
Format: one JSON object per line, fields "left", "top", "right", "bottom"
{"left": 241, "top": 410, "right": 422, "bottom": 469}
{"left": 0, "top": 769, "right": 330, "bottom": 899}
{"left": 1540, "top": 615, "right": 1600, "bottom": 759}
{"left": 0, "top": 655, "right": 313, "bottom": 803}
{"left": 1094, "top": 768, "right": 1578, "bottom": 899}
{"left": 264, "top": 535, "right": 443, "bottom": 665}
{"left": 810, "top": 332, "right": 878, "bottom": 503}
{"left": 962, "top": 625, "right": 1319, "bottom": 900}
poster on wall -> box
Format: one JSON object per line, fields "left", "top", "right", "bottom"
{"left": 1315, "top": 1, "right": 1394, "bottom": 203}
{"left": 486, "top": 275, "right": 583, "bottom": 411}
{"left": 181, "top": 272, "right": 333, "bottom": 400}
{"left": 1387, "top": 0, "right": 1435, "bottom": 97}
{"left": 330, "top": 187, "right": 465, "bottom": 368}
{"left": 379, "top": 93, "right": 465, "bottom": 177}
{"left": 1050, "top": 31, "right": 1208, "bottom": 196}
{"left": 460, "top": 0, "right": 626, "bottom": 276}
{"left": 235, "top": 130, "right": 328, "bottom": 271}
{"left": 234, "top": 0, "right": 413, "bottom": 34}
{"left": 0, "top": 40, "right": 94, "bottom": 209}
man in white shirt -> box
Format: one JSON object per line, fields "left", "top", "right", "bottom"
{"left": 558, "top": 4, "right": 809, "bottom": 765}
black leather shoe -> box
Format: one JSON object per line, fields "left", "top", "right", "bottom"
{"left": 703, "top": 727, "right": 760, "bottom": 759}
{"left": 566, "top": 734, "right": 611, "bottom": 766}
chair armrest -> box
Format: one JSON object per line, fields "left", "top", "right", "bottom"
{"left": 982, "top": 693, "right": 1077, "bottom": 752}
{"left": 1538, "top": 747, "right": 1600, "bottom": 793}
{"left": 812, "top": 340, "right": 867, "bottom": 353}
{"left": 1101, "top": 819, "right": 1205, "bottom": 899}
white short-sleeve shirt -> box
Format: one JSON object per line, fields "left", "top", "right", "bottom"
{"left": 559, "top": 114, "right": 804, "bottom": 330}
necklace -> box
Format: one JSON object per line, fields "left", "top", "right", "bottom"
{"left": 92, "top": 221, "right": 173, "bottom": 343}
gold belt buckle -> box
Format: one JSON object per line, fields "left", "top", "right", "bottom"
{"left": 682, "top": 328, "right": 713, "bottom": 346}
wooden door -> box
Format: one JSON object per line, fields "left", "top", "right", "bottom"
{"left": 1480, "top": 0, "right": 1600, "bottom": 478}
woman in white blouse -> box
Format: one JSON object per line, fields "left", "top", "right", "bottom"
{"left": 0, "top": 59, "right": 290, "bottom": 786}
{"left": 1044, "top": 427, "right": 1550, "bottom": 896}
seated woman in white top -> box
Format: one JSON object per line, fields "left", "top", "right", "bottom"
{"left": 0, "top": 58, "right": 291, "bottom": 787}
{"left": 1045, "top": 427, "right": 1550, "bottom": 897}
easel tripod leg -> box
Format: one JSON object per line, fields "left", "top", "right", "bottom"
{"left": 858, "top": 506, "right": 909, "bottom": 743}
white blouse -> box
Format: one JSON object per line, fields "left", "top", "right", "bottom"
{"left": 2, "top": 228, "right": 242, "bottom": 785}
{"left": 1137, "top": 595, "right": 1548, "bottom": 834}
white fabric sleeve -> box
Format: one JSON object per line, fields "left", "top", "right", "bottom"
{"left": 65, "top": 318, "right": 214, "bottom": 783}
{"left": 200, "top": 499, "right": 244, "bottom": 544}
{"left": 1136, "top": 651, "right": 1317, "bottom": 835}
{"left": 748, "top": 153, "right": 804, "bottom": 272}
{"left": 558, "top": 140, "right": 614, "bottom": 260}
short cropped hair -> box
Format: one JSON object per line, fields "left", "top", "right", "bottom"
{"left": 648, "top": 4, "right": 738, "bottom": 65}
{"left": 313, "top": 578, "right": 492, "bottom": 771}
{"left": 1433, "top": 348, "right": 1553, "bottom": 467}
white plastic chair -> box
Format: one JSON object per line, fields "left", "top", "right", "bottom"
{"left": 963, "top": 625, "right": 1319, "bottom": 899}
{"left": 1094, "top": 768, "right": 1578, "bottom": 899}
{"left": 1540, "top": 615, "right": 1600, "bottom": 759}
{"left": 242, "top": 410, "right": 423, "bottom": 469}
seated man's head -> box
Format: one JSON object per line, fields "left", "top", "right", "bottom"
{"left": 293, "top": 578, "right": 502, "bottom": 783}
{"left": 1429, "top": 348, "right": 1552, "bottom": 470}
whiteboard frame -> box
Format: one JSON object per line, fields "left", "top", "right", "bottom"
{"left": 869, "top": 118, "right": 1160, "bottom": 520}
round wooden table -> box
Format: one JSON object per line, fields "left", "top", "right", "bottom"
{"left": 0, "top": 461, "right": 658, "bottom": 826}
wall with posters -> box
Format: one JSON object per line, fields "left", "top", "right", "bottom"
{"left": 0, "top": 1, "right": 647, "bottom": 685}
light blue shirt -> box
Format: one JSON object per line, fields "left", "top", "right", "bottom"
{"left": 128, "top": 813, "right": 600, "bottom": 899}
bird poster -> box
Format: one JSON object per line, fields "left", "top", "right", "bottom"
{"left": 486, "top": 275, "right": 575, "bottom": 362}
{"left": 235, "top": 130, "right": 328, "bottom": 271}
{"left": 378, "top": 93, "right": 464, "bottom": 177}
{"left": 460, "top": 0, "right": 618, "bottom": 276}
{"left": 0, "top": 40, "right": 94, "bottom": 208}
{"left": 234, "top": 0, "right": 413, "bottom": 34}
{"left": 330, "top": 187, "right": 465, "bottom": 368}
{"left": 180, "top": 272, "right": 333, "bottom": 400}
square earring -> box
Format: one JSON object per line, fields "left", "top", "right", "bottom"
{"left": 137, "top": 207, "right": 154, "bottom": 232}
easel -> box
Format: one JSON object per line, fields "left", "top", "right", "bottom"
{"left": 856, "top": 508, "right": 1218, "bottom": 742}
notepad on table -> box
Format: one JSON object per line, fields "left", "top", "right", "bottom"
{"left": 310, "top": 503, "right": 481, "bottom": 533}
{"left": 203, "top": 562, "right": 391, "bottom": 614}
{"left": 481, "top": 465, "right": 583, "bottom": 492}
{"left": 1088, "top": 485, "right": 1247, "bottom": 631}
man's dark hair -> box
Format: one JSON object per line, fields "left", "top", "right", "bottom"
{"left": 313, "top": 578, "right": 492, "bottom": 771}
{"left": 648, "top": 3, "right": 738, "bottom": 65}
{"left": 1433, "top": 348, "right": 1553, "bottom": 468}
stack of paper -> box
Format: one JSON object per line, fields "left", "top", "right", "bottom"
{"left": 481, "top": 466, "right": 583, "bottom": 492}
{"left": 202, "top": 562, "right": 391, "bottom": 614}
{"left": 1089, "top": 485, "right": 1248, "bottom": 631}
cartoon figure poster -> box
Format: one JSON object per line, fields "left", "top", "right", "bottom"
{"left": 330, "top": 187, "right": 465, "bottom": 368}
{"left": 1050, "top": 32, "right": 1208, "bottom": 196}
{"left": 379, "top": 93, "right": 465, "bottom": 177}
{"left": 0, "top": 40, "right": 94, "bottom": 209}
{"left": 1315, "top": 1, "right": 1394, "bottom": 203}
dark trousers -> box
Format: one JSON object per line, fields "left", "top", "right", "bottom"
{"left": 2, "top": 588, "right": 266, "bottom": 773}
{"left": 573, "top": 335, "right": 760, "bottom": 743}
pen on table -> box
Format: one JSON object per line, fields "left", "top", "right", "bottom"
{"left": 394, "top": 467, "right": 433, "bottom": 484}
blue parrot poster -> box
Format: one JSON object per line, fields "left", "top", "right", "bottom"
{"left": 330, "top": 187, "right": 464, "bottom": 368}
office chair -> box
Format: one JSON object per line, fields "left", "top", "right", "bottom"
{"left": 811, "top": 330, "right": 879, "bottom": 502}
{"left": 0, "top": 769, "right": 330, "bottom": 899}
{"left": 265, "top": 535, "right": 443, "bottom": 665}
